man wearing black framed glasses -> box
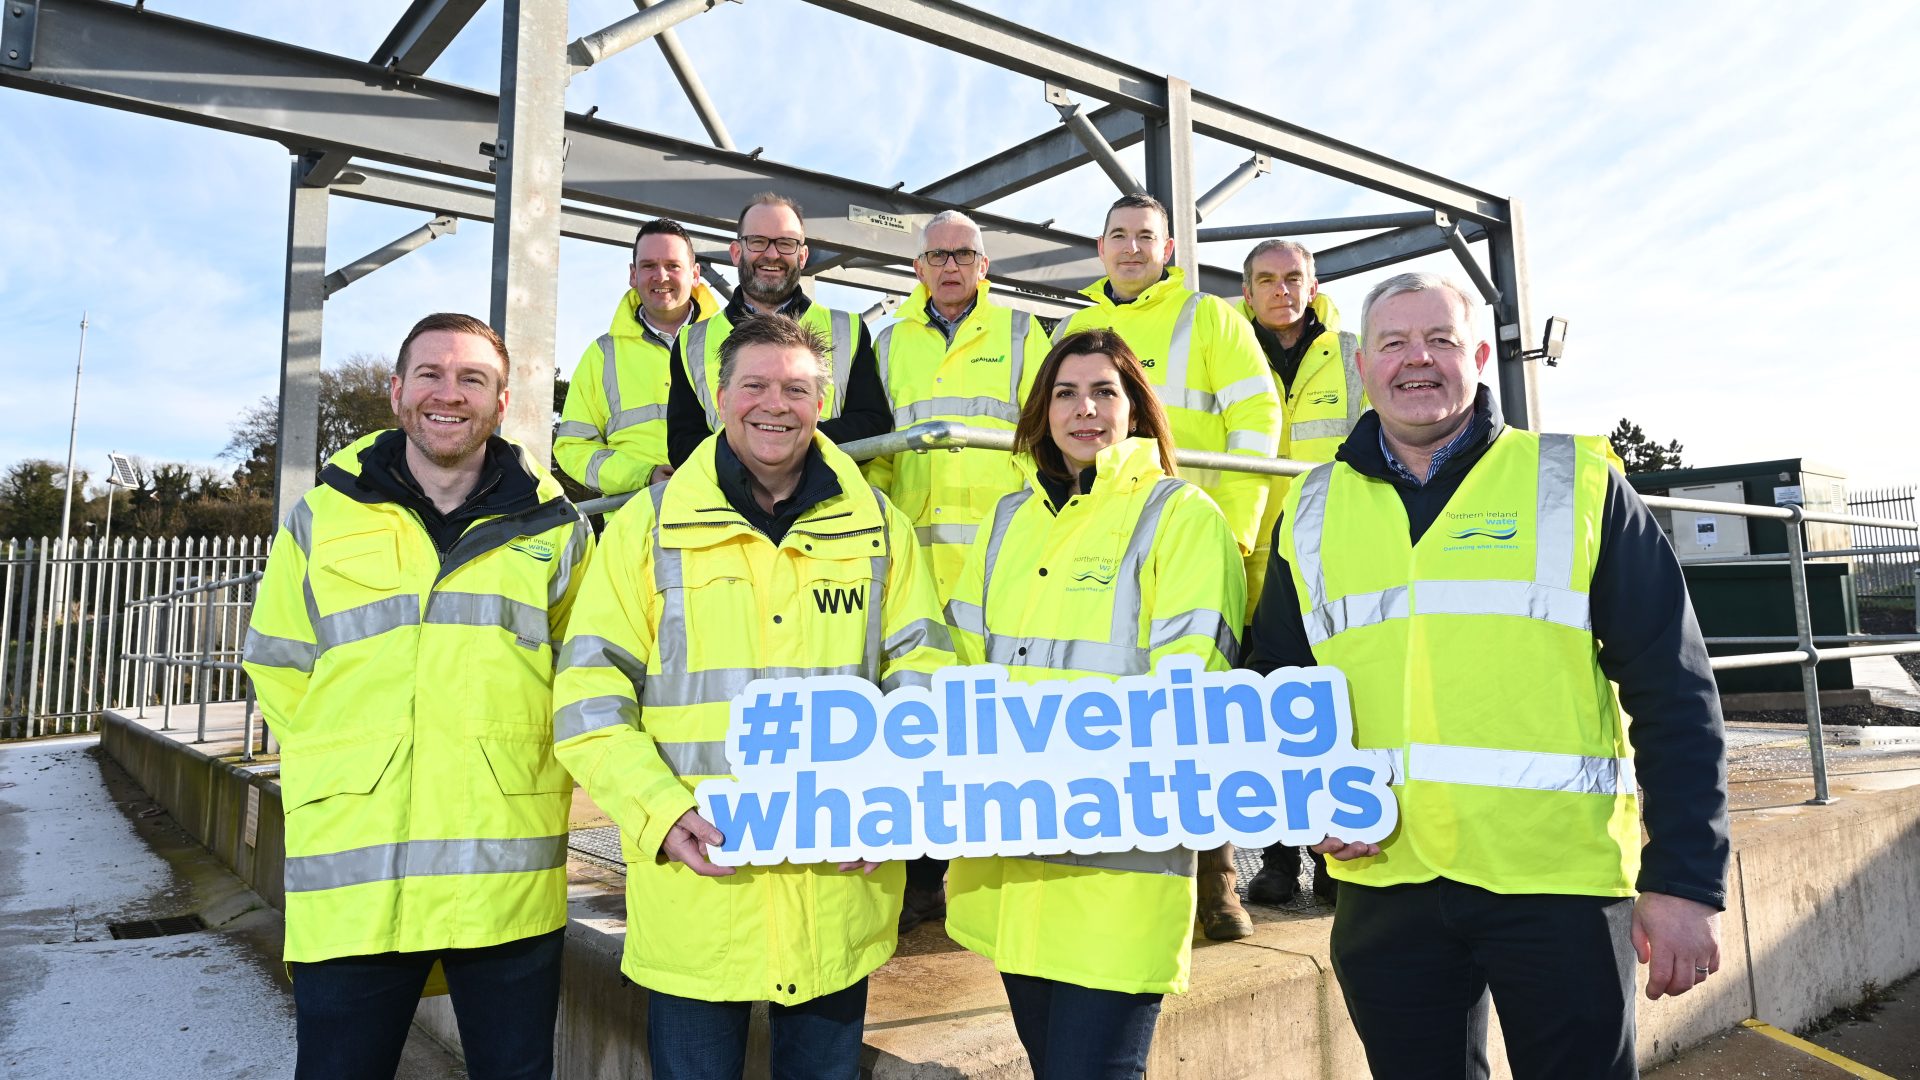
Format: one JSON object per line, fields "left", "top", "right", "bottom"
{"left": 666, "top": 192, "right": 891, "bottom": 467}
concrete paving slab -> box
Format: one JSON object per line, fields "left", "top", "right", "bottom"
{"left": 0, "top": 736, "right": 463, "bottom": 1080}
{"left": 1648, "top": 1024, "right": 1867, "bottom": 1078}
{"left": 1808, "top": 972, "right": 1920, "bottom": 1079}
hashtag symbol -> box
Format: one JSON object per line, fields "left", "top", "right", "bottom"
{"left": 738, "top": 691, "right": 803, "bottom": 766}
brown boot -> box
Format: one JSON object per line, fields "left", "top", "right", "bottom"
{"left": 1197, "top": 843, "right": 1254, "bottom": 940}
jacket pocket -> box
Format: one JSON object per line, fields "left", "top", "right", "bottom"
{"left": 316, "top": 530, "right": 400, "bottom": 592}
{"left": 281, "top": 733, "right": 405, "bottom": 812}
{"left": 477, "top": 734, "right": 574, "bottom": 795}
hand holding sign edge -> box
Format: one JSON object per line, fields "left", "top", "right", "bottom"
{"left": 662, "top": 807, "right": 736, "bottom": 877}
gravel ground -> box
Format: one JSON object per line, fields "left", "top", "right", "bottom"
{"left": 1861, "top": 604, "right": 1920, "bottom": 682}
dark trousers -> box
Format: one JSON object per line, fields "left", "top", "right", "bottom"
{"left": 1331, "top": 879, "right": 1637, "bottom": 1080}
{"left": 905, "top": 856, "right": 947, "bottom": 890}
{"left": 647, "top": 978, "right": 869, "bottom": 1080}
{"left": 1000, "top": 972, "right": 1164, "bottom": 1080}
{"left": 289, "top": 927, "right": 564, "bottom": 1080}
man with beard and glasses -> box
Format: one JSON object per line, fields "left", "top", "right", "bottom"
{"left": 244, "top": 313, "right": 593, "bottom": 1080}
{"left": 665, "top": 191, "right": 892, "bottom": 467}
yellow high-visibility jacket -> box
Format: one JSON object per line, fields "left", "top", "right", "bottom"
{"left": 1276, "top": 429, "right": 1639, "bottom": 895}
{"left": 243, "top": 432, "right": 593, "bottom": 963}
{"left": 679, "top": 303, "right": 859, "bottom": 431}
{"left": 1055, "top": 267, "right": 1282, "bottom": 556}
{"left": 1239, "top": 292, "right": 1367, "bottom": 601}
{"left": 865, "top": 282, "right": 1048, "bottom": 602}
{"left": 556, "top": 284, "right": 722, "bottom": 495}
{"left": 551, "top": 433, "right": 951, "bottom": 1003}
{"left": 943, "top": 437, "right": 1246, "bottom": 995}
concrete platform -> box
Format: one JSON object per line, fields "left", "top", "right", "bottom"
{"left": 85, "top": 703, "right": 1920, "bottom": 1078}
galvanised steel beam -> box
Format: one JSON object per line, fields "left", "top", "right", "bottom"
{"left": 1444, "top": 222, "right": 1502, "bottom": 305}
{"left": 1047, "top": 84, "right": 1144, "bottom": 196}
{"left": 915, "top": 102, "right": 1143, "bottom": 207}
{"left": 275, "top": 161, "right": 326, "bottom": 527}
{"left": 1312, "top": 220, "right": 1486, "bottom": 282}
{"left": 322, "top": 215, "right": 458, "bottom": 297}
{"left": 0, "top": 0, "right": 1243, "bottom": 298}
{"left": 1194, "top": 153, "right": 1268, "bottom": 222}
{"left": 568, "top": 0, "right": 726, "bottom": 78}
{"left": 637, "top": 0, "right": 736, "bottom": 151}
{"left": 373, "top": 0, "right": 487, "bottom": 74}
{"left": 795, "top": 0, "right": 1508, "bottom": 224}
{"left": 1487, "top": 202, "right": 1540, "bottom": 429}
{"left": 1197, "top": 210, "right": 1445, "bottom": 245}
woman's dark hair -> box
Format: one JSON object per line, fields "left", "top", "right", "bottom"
{"left": 1012, "top": 328, "right": 1177, "bottom": 480}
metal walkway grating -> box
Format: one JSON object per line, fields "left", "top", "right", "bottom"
{"left": 108, "top": 913, "right": 208, "bottom": 939}
{"left": 569, "top": 826, "right": 626, "bottom": 873}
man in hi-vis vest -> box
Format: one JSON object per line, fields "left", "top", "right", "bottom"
{"left": 1247, "top": 273, "right": 1728, "bottom": 1079}
{"left": 664, "top": 192, "right": 891, "bottom": 468}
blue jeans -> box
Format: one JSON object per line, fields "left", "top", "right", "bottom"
{"left": 1000, "top": 973, "right": 1163, "bottom": 1080}
{"left": 647, "top": 978, "right": 870, "bottom": 1080}
{"left": 289, "top": 928, "right": 564, "bottom": 1080}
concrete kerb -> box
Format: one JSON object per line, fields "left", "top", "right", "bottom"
{"left": 95, "top": 704, "right": 1920, "bottom": 1079}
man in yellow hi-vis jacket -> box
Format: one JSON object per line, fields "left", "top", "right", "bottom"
{"left": 556, "top": 218, "right": 722, "bottom": 494}
{"left": 244, "top": 313, "right": 592, "bottom": 1080}
{"left": 1054, "top": 192, "right": 1281, "bottom": 941}
{"left": 553, "top": 313, "right": 950, "bottom": 1080}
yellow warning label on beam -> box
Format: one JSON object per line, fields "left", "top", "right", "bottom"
{"left": 1741, "top": 1018, "right": 1896, "bottom": 1079}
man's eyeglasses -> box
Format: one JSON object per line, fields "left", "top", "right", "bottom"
{"left": 920, "top": 248, "right": 980, "bottom": 267}
{"left": 739, "top": 235, "right": 803, "bottom": 255}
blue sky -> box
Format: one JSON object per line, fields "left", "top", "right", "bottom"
{"left": 2, "top": 1, "right": 1915, "bottom": 490}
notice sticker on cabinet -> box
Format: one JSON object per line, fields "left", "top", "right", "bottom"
{"left": 1694, "top": 516, "right": 1719, "bottom": 547}
{"left": 1773, "top": 484, "right": 1804, "bottom": 506}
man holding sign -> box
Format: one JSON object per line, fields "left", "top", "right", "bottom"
{"left": 551, "top": 313, "right": 949, "bottom": 1080}
{"left": 1249, "top": 272, "right": 1729, "bottom": 1079}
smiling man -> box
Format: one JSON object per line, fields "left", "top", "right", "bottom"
{"left": 665, "top": 192, "right": 892, "bottom": 469}
{"left": 557, "top": 218, "right": 722, "bottom": 494}
{"left": 554, "top": 313, "right": 949, "bottom": 1080}
{"left": 1246, "top": 273, "right": 1729, "bottom": 1079}
{"left": 1053, "top": 192, "right": 1281, "bottom": 941}
{"left": 244, "top": 312, "right": 593, "bottom": 1080}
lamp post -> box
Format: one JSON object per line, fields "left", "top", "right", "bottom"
{"left": 57, "top": 313, "right": 90, "bottom": 558}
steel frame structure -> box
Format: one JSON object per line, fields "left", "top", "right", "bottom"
{"left": 1, "top": 0, "right": 1542, "bottom": 522}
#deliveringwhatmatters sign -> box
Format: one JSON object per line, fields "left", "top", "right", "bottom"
{"left": 695, "top": 659, "right": 1398, "bottom": 866}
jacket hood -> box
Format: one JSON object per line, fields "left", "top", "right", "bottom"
{"left": 327, "top": 429, "right": 566, "bottom": 504}
{"left": 1078, "top": 266, "right": 1188, "bottom": 310}
{"left": 607, "top": 282, "right": 722, "bottom": 340}
{"left": 896, "top": 280, "right": 992, "bottom": 326}
{"left": 1235, "top": 289, "right": 1343, "bottom": 336}
{"left": 658, "top": 431, "right": 885, "bottom": 547}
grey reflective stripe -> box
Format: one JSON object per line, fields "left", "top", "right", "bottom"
{"left": 598, "top": 333, "right": 623, "bottom": 416}
{"left": 1226, "top": 429, "right": 1276, "bottom": 454}
{"left": 986, "top": 634, "right": 1147, "bottom": 676}
{"left": 243, "top": 628, "right": 317, "bottom": 673}
{"left": 977, "top": 489, "right": 1033, "bottom": 621}
{"left": 685, "top": 321, "right": 718, "bottom": 429}
{"left": 1020, "top": 847, "right": 1196, "bottom": 877}
{"left": 644, "top": 665, "right": 865, "bottom": 708}
{"left": 555, "top": 420, "right": 601, "bottom": 440}
{"left": 314, "top": 594, "right": 420, "bottom": 651}
{"left": 1107, "top": 479, "right": 1186, "bottom": 649}
{"left": 945, "top": 597, "right": 985, "bottom": 636}
{"left": 553, "top": 694, "right": 637, "bottom": 742}
{"left": 284, "top": 835, "right": 568, "bottom": 893}
{"left": 659, "top": 739, "right": 731, "bottom": 777}
{"left": 1535, "top": 434, "right": 1578, "bottom": 591}
{"left": 865, "top": 537, "right": 889, "bottom": 683}
{"left": 884, "top": 618, "right": 950, "bottom": 661}
{"left": 424, "top": 593, "right": 549, "bottom": 647}
{"left": 585, "top": 449, "right": 616, "bottom": 490}
{"left": 874, "top": 323, "right": 897, "bottom": 412}
{"left": 894, "top": 396, "right": 1021, "bottom": 426}
{"left": 1413, "top": 580, "right": 1590, "bottom": 631}
{"left": 548, "top": 517, "right": 590, "bottom": 612}
{"left": 1304, "top": 585, "right": 1411, "bottom": 646}
{"left": 1149, "top": 608, "right": 1239, "bottom": 662}
{"left": 648, "top": 485, "right": 691, "bottom": 677}
{"left": 1160, "top": 385, "right": 1216, "bottom": 414}
{"left": 1408, "top": 742, "right": 1634, "bottom": 796}
{"left": 916, "top": 523, "right": 978, "bottom": 547}
{"left": 1160, "top": 293, "right": 1204, "bottom": 400}
{"left": 608, "top": 402, "right": 670, "bottom": 434}
{"left": 1339, "top": 332, "right": 1364, "bottom": 423}
{"left": 1007, "top": 310, "right": 1033, "bottom": 404}
{"left": 284, "top": 500, "right": 315, "bottom": 556}
{"left": 1290, "top": 464, "right": 1337, "bottom": 611}
{"left": 828, "top": 309, "right": 855, "bottom": 417}
{"left": 557, "top": 634, "right": 646, "bottom": 679}
{"left": 1290, "top": 418, "right": 1353, "bottom": 442}
{"left": 882, "top": 669, "right": 935, "bottom": 692}
{"left": 1214, "top": 373, "right": 1273, "bottom": 412}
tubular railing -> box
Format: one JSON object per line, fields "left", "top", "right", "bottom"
{"left": 120, "top": 570, "right": 272, "bottom": 761}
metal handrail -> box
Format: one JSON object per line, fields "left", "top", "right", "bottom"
{"left": 121, "top": 569, "right": 268, "bottom": 761}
